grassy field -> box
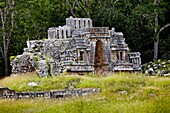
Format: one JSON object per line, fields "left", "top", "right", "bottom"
{"left": 0, "top": 72, "right": 170, "bottom": 113}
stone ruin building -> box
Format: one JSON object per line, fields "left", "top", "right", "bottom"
{"left": 11, "top": 16, "right": 141, "bottom": 77}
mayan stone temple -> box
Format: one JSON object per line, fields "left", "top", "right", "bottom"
{"left": 11, "top": 16, "right": 141, "bottom": 77}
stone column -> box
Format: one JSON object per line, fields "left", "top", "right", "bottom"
{"left": 85, "top": 19, "right": 89, "bottom": 27}
{"left": 90, "top": 42, "right": 96, "bottom": 65}
{"left": 80, "top": 19, "right": 84, "bottom": 28}
{"left": 59, "top": 29, "right": 62, "bottom": 39}
{"left": 103, "top": 40, "right": 109, "bottom": 64}
{"left": 63, "top": 29, "right": 66, "bottom": 38}
{"left": 90, "top": 20, "right": 92, "bottom": 27}
{"left": 51, "top": 31, "right": 55, "bottom": 39}
{"left": 48, "top": 30, "right": 50, "bottom": 39}
{"left": 77, "top": 49, "right": 80, "bottom": 62}
{"left": 75, "top": 51, "right": 78, "bottom": 62}
{"left": 139, "top": 57, "right": 141, "bottom": 65}
{"left": 116, "top": 51, "right": 119, "bottom": 61}
{"left": 136, "top": 58, "right": 138, "bottom": 64}
{"left": 68, "top": 29, "right": 71, "bottom": 37}
{"left": 84, "top": 50, "right": 87, "bottom": 64}
{"left": 76, "top": 19, "right": 79, "bottom": 29}
{"left": 135, "top": 58, "right": 137, "bottom": 64}
{"left": 55, "top": 30, "right": 58, "bottom": 39}
{"left": 73, "top": 19, "right": 76, "bottom": 29}
{"left": 132, "top": 58, "right": 135, "bottom": 64}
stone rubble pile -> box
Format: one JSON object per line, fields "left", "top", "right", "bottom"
{"left": 11, "top": 53, "right": 35, "bottom": 74}
{"left": 142, "top": 60, "right": 170, "bottom": 76}
{"left": 37, "top": 60, "right": 49, "bottom": 77}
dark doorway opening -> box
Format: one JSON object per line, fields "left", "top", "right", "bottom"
{"left": 80, "top": 51, "right": 84, "bottom": 61}
{"left": 94, "top": 40, "right": 107, "bottom": 74}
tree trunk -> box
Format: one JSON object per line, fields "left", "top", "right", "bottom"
{"left": 4, "top": 50, "right": 9, "bottom": 76}
{"left": 153, "top": 14, "right": 159, "bottom": 60}
{"left": 153, "top": 0, "right": 160, "bottom": 60}
{"left": 1, "top": 9, "right": 9, "bottom": 76}
{"left": 0, "top": 0, "right": 15, "bottom": 76}
{"left": 154, "top": 36, "right": 159, "bottom": 60}
{"left": 154, "top": 23, "right": 170, "bottom": 60}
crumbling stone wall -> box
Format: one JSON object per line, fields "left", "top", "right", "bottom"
{"left": 0, "top": 87, "right": 100, "bottom": 99}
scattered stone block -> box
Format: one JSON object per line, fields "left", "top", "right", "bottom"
{"left": 28, "top": 82, "right": 38, "bottom": 87}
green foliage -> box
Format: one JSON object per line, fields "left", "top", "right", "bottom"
{"left": 86, "top": 72, "right": 95, "bottom": 77}
{"left": 34, "top": 56, "right": 38, "bottom": 61}
{"left": 9, "top": 56, "right": 15, "bottom": 61}
{"left": 0, "top": 2, "right": 5, "bottom": 8}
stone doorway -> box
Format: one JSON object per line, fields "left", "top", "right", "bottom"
{"left": 94, "top": 40, "right": 108, "bottom": 74}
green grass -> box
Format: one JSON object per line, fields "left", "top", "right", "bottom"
{"left": 0, "top": 72, "right": 170, "bottom": 113}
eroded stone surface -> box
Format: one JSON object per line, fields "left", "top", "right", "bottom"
{"left": 11, "top": 17, "right": 141, "bottom": 77}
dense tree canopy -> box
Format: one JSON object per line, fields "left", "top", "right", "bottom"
{"left": 0, "top": 0, "right": 170, "bottom": 77}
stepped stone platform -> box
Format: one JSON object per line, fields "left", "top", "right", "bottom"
{"left": 11, "top": 16, "right": 141, "bottom": 77}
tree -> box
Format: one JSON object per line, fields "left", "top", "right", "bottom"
{"left": 153, "top": 0, "right": 170, "bottom": 60}
{"left": 66, "top": 0, "right": 91, "bottom": 18}
{"left": 154, "top": 23, "right": 170, "bottom": 59}
{"left": 0, "top": 0, "right": 15, "bottom": 76}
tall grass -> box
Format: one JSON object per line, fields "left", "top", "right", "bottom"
{"left": 0, "top": 72, "right": 170, "bottom": 113}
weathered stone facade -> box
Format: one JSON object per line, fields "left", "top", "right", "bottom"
{"left": 11, "top": 16, "right": 141, "bottom": 77}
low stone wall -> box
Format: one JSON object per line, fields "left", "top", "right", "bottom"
{"left": 0, "top": 88, "right": 100, "bottom": 99}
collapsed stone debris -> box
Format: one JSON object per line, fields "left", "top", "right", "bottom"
{"left": 11, "top": 16, "right": 141, "bottom": 77}
{"left": 143, "top": 60, "right": 170, "bottom": 76}
{"left": 0, "top": 87, "right": 100, "bottom": 99}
